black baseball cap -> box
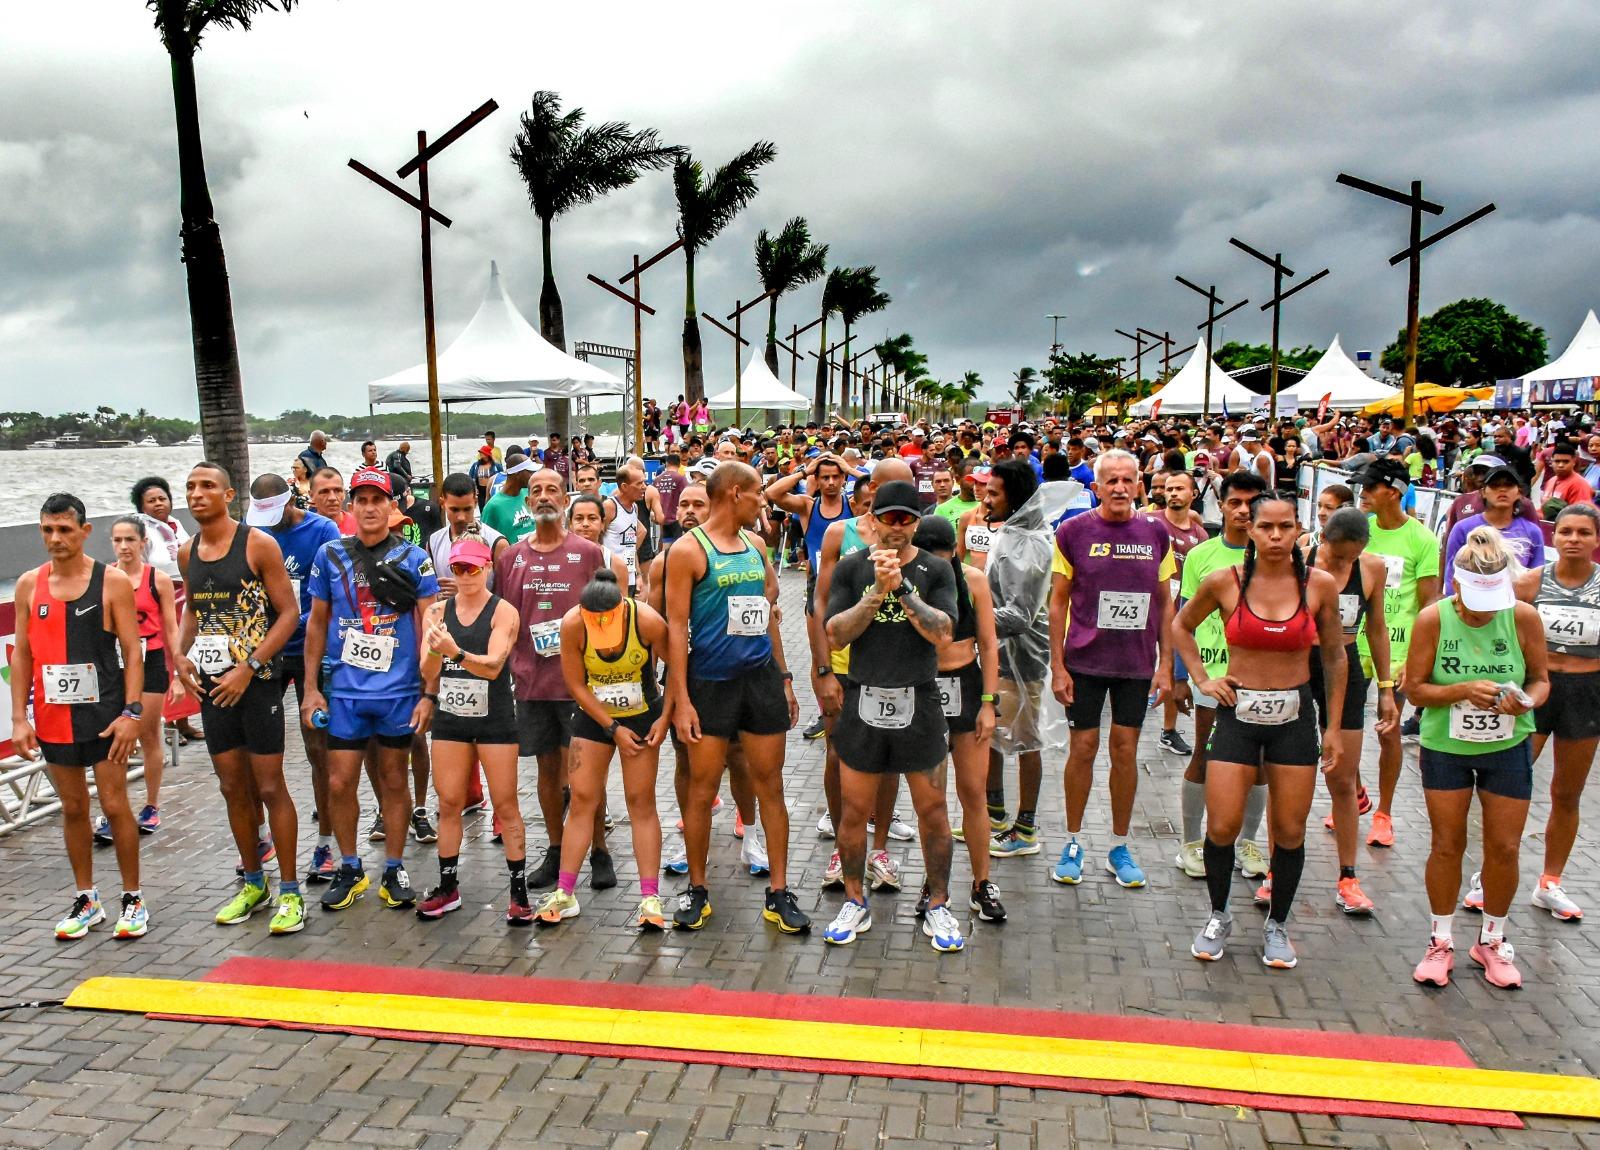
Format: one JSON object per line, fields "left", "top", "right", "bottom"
{"left": 1354, "top": 457, "right": 1410, "bottom": 492}
{"left": 871, "top": 480, "right": 923, "bottom": 518}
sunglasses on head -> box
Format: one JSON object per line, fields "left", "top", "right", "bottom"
{"left": 450, "top": 563, "right": 484, "bottom": 577}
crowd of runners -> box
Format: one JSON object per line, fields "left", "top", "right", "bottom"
{"left": 14, "top": 404, "right": 1600, "bottom": 987}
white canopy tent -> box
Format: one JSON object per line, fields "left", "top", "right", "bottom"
{"left": 1525, "top": 309, "right": 1600, "bottom": 381}
{"left": 706, "top": 350, "right": 812, "bottom": 412}
{"left": 1296, "top": 334, "right": 1395, "bottom": 410}
{"left": 366, "top": 261, "right": 624, "bottom": 404}
{"left": 1128, "top": 340, "right": 1258, "bottom": 417}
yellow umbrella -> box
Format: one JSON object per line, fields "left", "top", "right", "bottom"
{"left": 1360, "top": 383, "right": 1495, "bottom": 417}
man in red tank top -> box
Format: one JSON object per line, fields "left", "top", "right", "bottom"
{"left": 10, "top": 493, "right": 147, "bottom": 941}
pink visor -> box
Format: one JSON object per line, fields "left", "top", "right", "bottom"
{"left": 449, "top": 537, "right": 493, "bottom": 569}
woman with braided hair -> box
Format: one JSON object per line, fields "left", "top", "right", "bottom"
{"left": 1173, "top": 490, "right": 1347, "bottom": 970}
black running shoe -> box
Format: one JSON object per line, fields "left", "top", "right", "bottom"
{"left": 320, "top": 863, "right": 370, "bottom": 911}
{"left": 1400, "top": 713, "right": 1421, "bottom": 744}
{"left": 410, "top": 807, "right": 438, "bottom": 844}
{"left": 673, "top": 885, "right": 712, "bottom": 930}
{"left": 590, "top": 848, "right": 617, "bottom": 891}
{"left": 970, "top": 879, "right": 1007, "bottom": 922}
{"left": 366, "top": 812, "right": 385, "bottom": 842}
{"left": 1158, "top": 729, "right": 1192, "bottom": 756}
{"left": 379, "top": 865, "right": 416, "bottom": 908}
{"left": 762, "top": 887, "right": 811, "bottom": 934}
{"left": 802, "top": 715, "right": 826, "bottom": 740}
{"left": 528, "top": 845, "right": 561, "bottom": 890}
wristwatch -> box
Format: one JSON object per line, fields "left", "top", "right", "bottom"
{"left": 607, "top": 719, "right": 622, "bottom": 740}
{"left": 121, "top": 702, "right": 143, "bottom": 719}
{"left": 814, "top": 665, "right": 833, "bottom": 677}
{"left": 246, "top": 655, "right": 267, "bottom": 674}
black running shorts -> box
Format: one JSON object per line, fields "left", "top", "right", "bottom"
{"left": 937, "top": 660, "right": 985, "bottom": 736}
{"left": 1206, "top": 683, "right": 1320, "bottom": 767}
{"left": 201, "top": 677, "right": 287, "bottom": 757}
{"left": 1066, "top": 671, "right": 1151, "bottom": 731}
{"left": 1309, "top": 642, "right": 1368, "bottom": 732}
{"left": 688, "top": 660, "right": 791, "bottom": 739}
{"left": 1534, "top": 670, "right": 1600, "bottom": 741}
{"left": 833, "top": 680, "right": 948, "bottom": 775}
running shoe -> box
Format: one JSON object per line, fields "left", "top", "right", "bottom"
{"left": 367, "top": 812, "right": 385, "bottom": 842}
{"left": 674, "top": 795, "right": 723, "bottom": 832}
{"left": 822, "top": 851, "right": 845, "bottom": 889}
{"left": 1052, "top": 840, "right": 1084, "bottom": 885}
{"left": 636, "top": 895, "right": 666, "bottom": 931}
{"left": 1470, "top": 938, "right": 1522, "bottom": 989}
{"left": 136, "top": 805, "right": 161, "bottom": 834}
{"left": 990, "top": 825, "right": 1041, "bottom": 857}
{"left": 868, "top": 850, "right": 902, "bottom": 891}
{"left": 1532, "top": 877, "right": 1583, "bottom": 921}
{"left": 923, "top": 903, "right": 965, "bottom": 953}
{"left": 663, "top": 842, "right": 689, "bottom": 876}
{"left": 590, "top": 849, "right": 618, "bottom": 891}
{"left": 379, "top": 866, "right": 416, "bottom": 908}
{"left": 970, "top": 880, "right": 1007, "bottom": 922}
{"left": 215, "top": 882, "right": 269, "bottom": 926}
{"left": 535, "top": 890, "right": 580, "bottom": 924}
{"left": 673, "top": 885, "right": 712, "bottom": 930}
{"left": 506, "top": 897, "right": 533, "bottom": 927}
{"left": 604, "top": 808, "right": 615, "bottom": 832}
{"left": 1253, "top": 876, "right": 1272, "bottom": 907}
{"left": 1175, "top": 840, "right": 1206, "bottom": 879}
{"left": 1106, "top": 845, "right": 1146, "bottom": 888}
{"left": 307, "top": 844, "right": 337, "bottom": 883}
{"left": 269, "top": 892, "right": 306, "bottom": 935}
{"left": 1463, "top": 870, "right": 1485, "bottom": 912}
{"left": 1191, "top": 911, "right": 1232, "bottom": 961}
{"left": 817, "top": 812, "right": 835, "bottom": 839}
{"left": 822, "top": 899, "right": 872, "bottom": 945}
{"left": 1367, "top": 810, "right": 1394, "bottom": 848}
{"left": 1329, "top": 786, "right": 1374, "bottom": 826}
{"left": 410, "top": 807, "right": 438, "bottom": 844}
{"left": 113, "top": 892, "right": 148, "bottom": 940}
{"left": 915, "top": 883, "right": 931, "bottom": 918}
{"left": 461, "top": 795, "right": 487, "bottom": 816}
{"left": 763, "top": 887, "right": 811, "bottom": 934}
{"left": 802, "top": 715, "right": 826, "bottom": 740}
{"left": 1400, "top": 713, "right": 1421, "bottom": 744}
{"left": 1336, "top": 876, "right": 1375, "bottom": 916}
{"left": 883, "top": 813, "right": 916, "bottom": 842}
{"left": 320, "top": 864, "right": 369, "bottom": 911}
{"left": 92, "top": 816, "right": 113, "bottom": 845}
{"left": 1261, "top": 919, "right": 1298, "bottom": 969}
{"left": 741, "top": 833, "right": 770, "bottom": 877}
{"left": 529, "top": 845, "right": 561, "bottom": 890}
{"left": 1158, "top": 729, "right": 1192, "bottom": 756}
{"left": 417, "top": 887, "right": 462, "bottom": 920}
{"left": 1236, "top": 839, "right": 1269, "bottom": 878}
{"left": 1413, "top": 937, "right": 1454, "bottom": 986}
{"left": 734, "top": 811, "right": 746, "bottom": 839}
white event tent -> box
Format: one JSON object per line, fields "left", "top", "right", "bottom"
{"left": 706, "top": 350, "right": 812, "bottom": 412}
{"left": 1129, "top": 340, "right": 1257, "bottom": 417}
{"left": 1525, "top": 309, "right": 1600, "bottom": 382}
{"left": 366, "top": 261, "right": 623, "bottom": 405}
{"left": 1296, "top": 334, "right": 1394, "bottom": 409}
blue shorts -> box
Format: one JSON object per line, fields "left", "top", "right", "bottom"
{"left": 1419, "top": 739, "right": 1533, "bottom": 801}
{"left": 327, "top": 693, "right": 417, "bottom": 751}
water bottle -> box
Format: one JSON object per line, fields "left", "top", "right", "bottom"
{"left": 310, "top": 708, "right": 330, "bottom": 729}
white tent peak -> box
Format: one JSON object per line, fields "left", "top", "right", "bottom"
{"left": 1296, "top": 334, "right": 1395, "bottom": 409}
{"left": 705, "top": 349, "right": 812, "bottom": 411}
{"left": 1129, "top": 340, "right": 1256, "bottom": 416}
{"left": 1525, "top": 309, "right": 1600, "bottom": 381}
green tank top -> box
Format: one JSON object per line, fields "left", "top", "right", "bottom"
{"left": 1419, "top": 599, "right": 1533, "bottom": 755}
{"left": 840, "top": 518, "right": 867, "bottom": 558}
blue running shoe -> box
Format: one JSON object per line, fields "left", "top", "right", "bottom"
{"left": 1106, "top": 844, "right": 1146, "bottom": 888}
{"left": 1051, "top": 839, "right": 1084, "bottom": 885}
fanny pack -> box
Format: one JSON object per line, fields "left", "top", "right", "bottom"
{"left": 339, "top": 534, "right": 419, "bottom": 614}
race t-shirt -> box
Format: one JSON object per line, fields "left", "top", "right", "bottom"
{"left": 306, "top": 535, "right": 439, "bottom": 699}
{"left": 909, "top": 458, "right": 939, "bottom": 508}
{"left": 494, "top": 533, "right": 607, "bottom": 700}
{"left": 826, "top": 546, "right": 958, "bottom": 687}
{"left": 1441, "top": 513, "right": 1547, "bottom": 593}
{"left": 1360, "top": 514, "right": 1440, "bottom": 665}
{"left": 1161, "top": 514, "right": 1210, "bottom": 580}
{"left": 481, "top": 489, "right": 536, "bottom": 543}
{"left": 652, "top": 468, "right": 686, "bottom": 525}
{"left": 1178, "top": 536, "right": 1246, "bottom": 680}
{"left": 1052, "top": 512, "right": 1175, "bottom": 679}
{"left": 934, "top": 496, "right": 979, "bottom": 530}
{"left": 272, "top": 511, "right": 343, "bottom": 656}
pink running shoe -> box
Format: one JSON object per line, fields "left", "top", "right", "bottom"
{"left": 1470, "top": 939, "right": 1522, "bottom": 989}
{"left": 734, "top": 811, "right": 746, "bottom": 839}
{"left": 1412, "top": 937, "right": 1454, "bottom": 986}
{"left": 1252, "top": 875, "right": 1272, "bottom": 907}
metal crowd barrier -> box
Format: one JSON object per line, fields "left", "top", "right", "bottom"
{"left": 0, "top": 729, "right": 177, "bottom": 839}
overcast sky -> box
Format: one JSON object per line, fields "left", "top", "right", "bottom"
{"left": 3, "top": 1, "right": 1599, "bottom": 420}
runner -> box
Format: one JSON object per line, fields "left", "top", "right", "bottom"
{"left": 653, "top": 450, "right": 687, "bottom": 544}
{"left": 494, "top": 468, "right": 613, "bottom": 891}
{"left": 1155, "top": 471, "right": 1210, "bottom": 757}
{"left": 912, "top": 514, "right": 1005, "bottom": 923}
{"left": 310, "top": 467, "right": 358, "bottom": 535}
{"left": 480, "top": 454, "right": 539, "bottom": 543}
{"left": 1408, "top": 526, "right": 1548, "bottom": 989}
{"left": 12, "top": 493, "right": 147, "bottom": 941}
{"left": 1308, "top": 507, "right": 1397, "bottom": 915}
{"left": 603, "top": 463, "right": 658, "bottom": 593}
{"left": 429, "top": 473, "right": 509, "bottom": 593}
{"left": 131, "top": 476, "right": 188, "bottom": 580}
{"left": 174, "top": 462, "right": 305, "bottom": 933}
{"left": 417, "top": 534, "right": 528, "bottom": 923}
{"left": 569, "top": 494, "right": 633, "bottom": 588}
{"left": 300, "top": 466, "right": 439, "bottom": 912}
{"left": 1175, "top": 490, "right": 1345, "bottom": 968}
{"left": 823, "top": 480, "right": 963, "bottom": 951}
{"left": 1357, "top": 457, "right": 1441, "bottom": 847}
{"left": 665, "top": 461, "right": 809, "bottom": 933}
{"left": 1048, "top": 450, "right": 1175, "bottom": 889}
{"left": 954, "top": 471, "right": 997, "bottom": 571}
{"left": 537, "top": 569, "right": 673, "bottom": 929}
{"left": 1510, "top": 503, "right": 1600, "bottom": 921}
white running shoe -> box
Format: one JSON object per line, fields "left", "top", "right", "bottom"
{"left": 822, "top": 899, "right": 872, "bottom": 945}
{"left": 922, "top": 903, "right": 965, "bottom": 952}
{"left": 1175, "top": 840, "right": 1206, "bottom": 879}
{"left": 868, "top": 850, "right": 901, "bottom": 891}
{"left": 867, "top": 813, "right": 915, "bottom": 842}
{"left": 822, "top": 850, "right": 845, "bottom": 889}
{"left": 741, "top": 832, "right": 770, "bottom": 877}
{"left": 817, "top": 812, "right": 835, "bottom": 839}
{"left": 1464, "top": 870, "right": 1485, "bottom": 912}
{"left": 1532, "top": 880, "right": 1583, "bottom": 921}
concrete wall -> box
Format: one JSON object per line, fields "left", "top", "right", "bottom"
{"left": 0, "top": 510, "right": 198, "bottom": 594}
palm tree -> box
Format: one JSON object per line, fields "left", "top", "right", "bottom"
{"left": 956, "top": 371, "right": 982, "bottom": 417}
{"left": 148, "top": 0, "right": 296, "bottom": 505}
{"left": 510, "top": 91, "right": 679, "bottom": 443}
{"left": 836, "top": 268, "right": 890, "bottom": 416}
{"left": 754, "top": 217, "right": 827, "bottom": 375}
{"left": 1010, "top": 367, "right": 1038, "bottom": 409}
{"left": 674, "top": 142, "right": 778, "bottom": 404}
{"left": 811, "top": 267, "right": 849, "bottom": 423}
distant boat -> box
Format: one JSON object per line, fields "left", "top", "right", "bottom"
{"left": 27, "top": 438, "right": 58, "bottom": 450}
{"left": 180, "top": 434, "right": 203, "bottom": 447}
{"left": 133, "top": 436, "right": 160, "bottom": 448}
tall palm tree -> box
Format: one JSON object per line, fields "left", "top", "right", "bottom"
{"left": 674, "top": 142, "right": 777, "bottom": 403}
{"left": 754, "top": 217, "right": 827, "bottom": 375}
{"left": 836, "top": 268, "right": 890, "bottom": 416}
{"left": 811, "top": 267, "right": 849, "bottom": 423}
{"left": 956, "top": 370, "right": 982, "bottom": 417}
{"left": 510, "top": 91, "right": 678, "bottom": 443}
{"left": 149, "top": 0, "right": 296, "bottom": 505}
{"left": 1010, "top": 366, "right": 1038, "bottom": 408}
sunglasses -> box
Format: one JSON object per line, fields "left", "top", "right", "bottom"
{"left": 876, "top": 511, "right": 919, "bottom": 527}
{"left": 449, "top": 563, "right": 484, "bottom": 577}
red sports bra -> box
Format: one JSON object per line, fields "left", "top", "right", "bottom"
{"left": 1223, "top": 568, "right": 1318, "bottom": 653}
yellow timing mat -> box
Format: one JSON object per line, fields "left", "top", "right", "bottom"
{"left": 66, "top": 975, "right": 1600, "bottom": 1120}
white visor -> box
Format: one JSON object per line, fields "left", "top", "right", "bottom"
{"left": 1455, "top": 565, "right": 1516, "bottom": 613}
{"left": 244, "top": 490, "right": 292, "bottom": 527}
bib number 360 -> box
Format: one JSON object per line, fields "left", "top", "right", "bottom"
{"left": 341, "top": 630, "right": 397, "bottom": 673}
{"left": 859, "top": 685, "right": 913, "bottom": 730}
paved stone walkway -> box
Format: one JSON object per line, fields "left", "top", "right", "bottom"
{"left": 1, "top": 569, "right": 1597, "bottom": 1147}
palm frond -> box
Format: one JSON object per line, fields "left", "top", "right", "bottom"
{"left": 152, "top": 0, "right": 296, "bottom": 50}
{"left": 511, "top": 91, "right": 679, "bottom": 222}
{"left": 676, "top": 141, "right": 777, "bottom": 252}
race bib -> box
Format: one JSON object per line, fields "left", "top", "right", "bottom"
{"left": 965, "top": 524, "right": 993, "bottom": 554}
{"left": 1450, "top": 703, "right": 1512, "bottom": 743}
{"left": 859, "top": 684, "right": 914, "bottom": 730}
{"left": 593, "top": 678, "right": 644, "bottom": 714}
{"left": 918, "top": 478, "right": 934, "bottom": 494}
{"left": 190, "top": 634, "right": 234, "bottom": 677}
{"left": 1235, "top": 687, "right": 1299, "bottom": 726}
{"left": 1097, "top": 591, "right": 1150, "bottom": 631}
{"left": 289, "top": 577, "right": 302, "bottom": 604}
{"left": 1170, "top": 578, "right": 1180, "bottom": 601}
{"left": 623, "top": 549, "right": 639, "bottom": 582}
{"left": 1538, "top": 603, "right": 1600, "bottom": 649}
{"left": 341, "top": 630, "right": 396, "bottom": 673}
{"left": 1339, "top": 593, "right": 1362, "bottom": 629}
{"left": 936, "top": 675, "right": 962, "bottom": 718}
{"left": 728, "top": 595, "right": 769, "bottom": 636}
{"left": 42, "top": 663, "right": 99, "bottom": 705}
{"left": 1379, "top": 553, "right": 1406, "bottom": 589}
{"left": 529, "top": 618, "right": 562, "bottom": 657}
{"left": 439, "top": 677, "right": 488, "bottom": 718}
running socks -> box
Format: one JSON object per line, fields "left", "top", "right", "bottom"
{"left": 384, "top": 858, "right": 402, "bottom": 872}
{"left": 986, "top": 788, "right": 1006, "bottom": 823}
{"left": 640, "top": 877, "right": 659, "bottom": 898}
{"left": 558, "top": 870, "right": 578, "bottom": 896}
{"left": 1268, "top": 844, "right": 1304, "bottom": 923}
{"left": 1203, "top": 838, "right": 1235, "bottom": 912}
{"left": 1339, "top": 865, "right": 1356, "bottom": 880}
{"left": 508, "top": 858, "right": 527, "bottom": 904}
{"left": 1181, "top": 779, "right": 1206, "bottom": 843}
{"left": 1241, "top": 784, "right": 1267, "bottom": 844}
{"left": 242, "top": 870, "right": 265, "bottom": 889}
{"left": 279, "top": 880, "right": 301, "bottom": 896}
{"left": 342, "top": 855, "right": 362, "bottom": 871}
{"left": 1014, "top": 809, "right": 1036, "bottom": 833}
{"left": 438, "top": 855, "right": 459, "bottom": 894}
{"left": 1480, "top": 914, "right": 1506, "bottom": 946}
{"left": 1430, "top": 914, "right": 1453, "bottom": 944}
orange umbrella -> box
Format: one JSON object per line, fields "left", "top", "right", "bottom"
{"left": 1360, "top": 383, "right": 1495, "bottom": 417}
